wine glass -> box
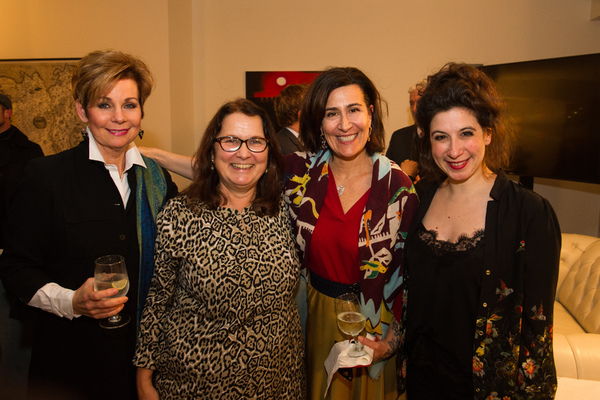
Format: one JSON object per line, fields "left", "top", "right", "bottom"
{"left": 94, "top": 255, "right": 130, "bottom": 329}
{"left": 335, "top": 292, "right": 367, "bottom": 357}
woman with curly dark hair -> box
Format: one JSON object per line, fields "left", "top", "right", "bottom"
{"left": 404, "top": 62, "right": 560, "bottom": 399}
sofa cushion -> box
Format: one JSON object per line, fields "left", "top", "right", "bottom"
{"left": 557, "top": 234, "right": 600, "bottom": 334}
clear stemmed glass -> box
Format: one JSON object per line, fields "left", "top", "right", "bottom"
{"left": 335, "top": 292, "right": 367, "bottom": 357}
{"left": 94, "top": 255, "right": 130, "bottom": 329}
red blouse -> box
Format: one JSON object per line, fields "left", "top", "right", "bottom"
{"left": 308, "top": 167, "right": 370, "bottom": 284}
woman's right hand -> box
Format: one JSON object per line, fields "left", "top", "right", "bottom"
{"left": 137, "top": 368, "right": 159, "bottom": 400}
{"left": 72, "top": 277, "right": 127, "bottom": 319}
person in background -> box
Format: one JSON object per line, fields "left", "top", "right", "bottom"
{"left": 273, "top": 83, "right": 309, "bottom": 154}
{"left": 134, "top": 98, "right": 306, "bottom": 399}
{"left": 273, "top": 82, "right": 310, "bottom": 335}
{"left": 0, "top": 93, "right": 44, "bottom": 400}
{"left": 0, "top": 50, "right": 177, "bottom": 400}
{"left": 0, "top": 93, "right": 44, "bottom": 248}
{"left": 386, "top": 82, "right": 426, "bottom": 192}
{"left": 284, "top": 66, "right": 418, "bottom": 399}
{"left": 404, "top": 62, "right": 560, "bottom": 399}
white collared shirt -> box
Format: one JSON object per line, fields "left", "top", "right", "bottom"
{"left": 87, "top": 128, "right": 146, "bottom": 206}
{"left": 285, "top": 126, "right": 300, "bottom": 139}
{"left": 28, "top": 130, "right": 146, "bottom": 319}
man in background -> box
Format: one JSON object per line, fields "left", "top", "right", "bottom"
{"left": 0, "top": 93, "right": 43, "bottom": 400}
{"left": 0, "top": 93, "right": 44, "bottom": 243}
{"left": 273, "top": 83, "right": 308, "bottom": 154}
{"left": 386, "top": 83, "right": 423, "bottom": 181}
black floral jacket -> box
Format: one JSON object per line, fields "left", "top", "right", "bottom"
{"left": 406, "top": 172, "right": 561, "bottom": 399}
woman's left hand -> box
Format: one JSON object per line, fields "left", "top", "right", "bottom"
{"left": 357, "top": 335, "right": 394, "bottom": 363}
{"left": 357, "top": 316, "right": 401, "bottom": 363}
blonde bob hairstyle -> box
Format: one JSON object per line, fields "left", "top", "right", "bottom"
{"left": 71, "top": 50, "right": 154, "bottom": 117}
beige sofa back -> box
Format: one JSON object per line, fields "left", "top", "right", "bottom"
{"left": 556, "top": 233, "right": 600, "bottom": 334}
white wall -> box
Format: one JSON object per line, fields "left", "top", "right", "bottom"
{"left": 4, "top": 0, "right": 600, "bottom": 235}
{"left": 191, "top": 0, "right": 600, "bottom": 236}
{"left": 192, "top": 0, "right": 600, "bottom": 135}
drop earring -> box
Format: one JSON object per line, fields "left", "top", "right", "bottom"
{"left": 81, "top": 127, "right": 88, "bottom": 139}
{"left": 138, "top": 129, "right": 144, "bottom": 139}
{"left": 319, "top": 127, "right": 328, "bottom": 149}
{"left": 368, "top": 126, "right": 372, "bottom": 142}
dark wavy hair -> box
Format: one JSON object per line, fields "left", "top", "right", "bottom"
{"left": 183, "top": 98, "right": 284, "bottom": 217}
{"left": 415, "top": 62, "right": 515, "bottom": 182}
{"left": 300, "top": 67, "right": 387, "bottom": 154}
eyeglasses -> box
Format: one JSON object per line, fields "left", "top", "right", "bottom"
{"left": 214, "top": 136, "right": 269, "bottom": 153}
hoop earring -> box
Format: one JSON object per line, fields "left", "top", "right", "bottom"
{"left": 138, "top": 129, "right": 144, "bottom": 139}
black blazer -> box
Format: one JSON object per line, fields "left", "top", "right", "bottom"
{"left": 385, "top": 124, "right": 420, "bottom": 168}
{"left": 0, "top": 125, "right": 44, "bottom": 248}
{"left": 276, "top": 127, "right": 302, "bottom": 155}
{"left": 0, "top": 139, "right": 177, "bottom": 400}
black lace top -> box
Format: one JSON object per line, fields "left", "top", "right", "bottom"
{"left": 405, "top": 222, "right": 485, "bottom": 397}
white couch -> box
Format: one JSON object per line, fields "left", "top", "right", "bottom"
{"left": 554, "top": 233, "right": 600, "bottom": 380}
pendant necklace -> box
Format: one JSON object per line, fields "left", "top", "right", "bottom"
{"left": 337, "top": 184, "right": 345, "bottom": 196}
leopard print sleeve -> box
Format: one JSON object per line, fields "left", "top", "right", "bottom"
{"left": 133, "top": 197, "right": 185, "bottom": 370}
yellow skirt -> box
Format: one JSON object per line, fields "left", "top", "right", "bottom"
{"left": 306, "top": 282, "right": 399, "bottom": 400}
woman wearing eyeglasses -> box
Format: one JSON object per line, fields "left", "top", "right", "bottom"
{"left": 133, "top": 99, "right": 306, "bottom": 399}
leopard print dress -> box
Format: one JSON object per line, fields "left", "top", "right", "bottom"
{"left": 134, "top": 196, "right": 306, "bottom": 399}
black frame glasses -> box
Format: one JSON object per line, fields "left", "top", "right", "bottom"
{"left": 214, "top": 136, "right": 269, "bottom": 153}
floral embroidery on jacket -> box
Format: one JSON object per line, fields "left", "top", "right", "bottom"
{"left": 409, "top": 172, "right": 560, "bottom": 399}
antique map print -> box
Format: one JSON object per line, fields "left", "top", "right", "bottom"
{"left": 0, "top": 59, "right": 83, "bottom": 156}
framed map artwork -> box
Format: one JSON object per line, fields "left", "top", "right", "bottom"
{"left": 0, "top": 59, "right": 83, "bottom": 156}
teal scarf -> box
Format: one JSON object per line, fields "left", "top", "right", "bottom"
{"left": 135, "top": 156, "right": 168, "bottom": 331}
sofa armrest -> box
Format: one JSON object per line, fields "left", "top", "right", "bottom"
{"left": 555, "top": 333, "right": 578, "bottom": 379}
{"left": 560, "top": 333, "right": 600, "bottom": 381}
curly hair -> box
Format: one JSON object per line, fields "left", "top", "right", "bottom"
{"left": 183, "top": 98, "right": 284, "bottom": 217}
{"left": 71, "top": 50, "right": 154, "bottom": 118}
{"left": 415, "top": 62, "right": 515, "bottom": 182}
{"left": 300, "top": 67, "right": 387, "bottom": 154}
